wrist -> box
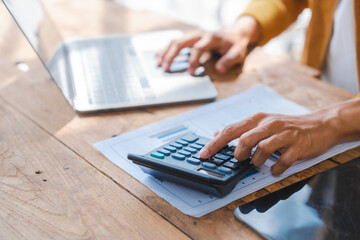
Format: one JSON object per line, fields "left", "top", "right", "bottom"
{"left": 317, "top": 99, "right": 360, "bottom": 143}
{"left": 224, "top": 16, "right": 261, "bottom": 50}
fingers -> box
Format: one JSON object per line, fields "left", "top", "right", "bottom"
{"left": 188, "top": 33, "right": 222, "bottom": 74}
{"left": 157, "top": 31, "right": 203, "bottom": 72}
{"left": 271, "top": 148, "right": 298, "bottom": 176}
{"left": 215, "top": 44, "right": 247, "bottom": 74}
{"left": 234, "top": 127, "right": 273, "bottom": 161}
{"left": 199, "top": 112, "right": 304, "bottom": 175}
{"left": 250, "top": 135, "right": 288, "bottom": 167}
{"left": 158, "top": 29, "right": 250, "bottom": 74}
{"left": 199, "top": 119, "right": 258, "bottom": 159}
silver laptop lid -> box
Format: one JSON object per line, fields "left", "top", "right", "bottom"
{"left": 2, "top": 0, "right": 63, "bottom": 63}
{"left": 2, "top": 0, "right": 74, "bottom": 102}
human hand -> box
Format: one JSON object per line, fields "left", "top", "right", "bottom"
{"left": 199, "top": 109, "right": 343, "bottom": 176}
{"left": 157, "top": 16, "right": 261, "bottom": 75}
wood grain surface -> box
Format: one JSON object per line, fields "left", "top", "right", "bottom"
{"left": 0, "top": 98, "right": 189, "bottom": 239}
{"left": 0, "top": 0, "right": 358, "bottom": 239}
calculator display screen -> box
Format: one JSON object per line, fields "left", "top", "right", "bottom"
{"left": 198, "top": 168, "right": 225, "bottom": 178}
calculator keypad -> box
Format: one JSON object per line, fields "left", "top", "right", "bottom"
{"left": 145, "top": 133, "right": 249, "bottom": 178}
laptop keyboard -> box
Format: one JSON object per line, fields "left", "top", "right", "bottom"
{"left": 68, "top": 37, "right": 155, "bottom": 105}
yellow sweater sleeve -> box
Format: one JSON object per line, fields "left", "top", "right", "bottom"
{"left": 241, "top": 0, "right": 308, "bottom": 46}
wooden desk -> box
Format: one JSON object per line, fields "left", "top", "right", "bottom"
{"left": 0, "top": 0, "right": 358, "bottom": 239}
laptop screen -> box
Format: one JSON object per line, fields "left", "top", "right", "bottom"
{"left": 2, "top": 0, "right": 63, "bottom": 65}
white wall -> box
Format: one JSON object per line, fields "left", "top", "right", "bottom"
{"left": 114, "top": 0, "right": 311, "bottom": 60}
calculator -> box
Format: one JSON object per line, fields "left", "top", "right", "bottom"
{"left": 127, "top": 133, "right": 255, "bottom": 197}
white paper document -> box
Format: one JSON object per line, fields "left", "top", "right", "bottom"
{"left": 95, "top": 85, "right": 360, "bottom": 217}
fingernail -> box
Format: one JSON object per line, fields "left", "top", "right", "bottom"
{"left": 199, "top": 147, "right": 210, "bottom": 159}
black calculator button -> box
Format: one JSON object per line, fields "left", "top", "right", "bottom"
{"left": 220, "top": 149, "right": 234, "bottom": 157}
{"left": 164, "top": 146, "right": 177, "bottom": 153}
{"left": 202, "top": 162, "right": 216, "bottom": 170}
{"left": 229, "top": 146, "right": 236, "bottom": 151}
{"left": 211, "top": 158, "right": 225, "bottom": 165}
{"left": 169, "top": 143, "right": 182, "bottom": 149}
{"left": 175, "top": 140, "right": 188, "bottom": 146}
{"left": 150, "top": 152, "right": 165, "bottom": 159}
{"left": 181, "top": 135, "right": 199, "bottom": 143}
{"left": 218, "top": 166, "right": 232, "bottom": 175}
{"left": 229, "top": 158, "right": 238, "bottom": 164}
{"left": 189, "top": 144, "right": 202, "bottom": 150}
{"left": 186, "top": 157, "right": 201, "bottom": 165}
{"left": 172, "top": 154, "right": 185, "bottom": 161}
{"left": 274, "top": 150, "right": 282, "bottom": 156}
{"left": 157, "top": 149, "right": 170, "bottom": 156}
{"left": 213, "top": 153, "right": 230, "bottom": 161}
{"left": 183, "top": 147, "right": 197, "bottom": 154}
{"left": 178, "top": 150, "right": 191, "bottom": 157}
{"left": 223, "top": 161, "right": 240, "bottom": 170}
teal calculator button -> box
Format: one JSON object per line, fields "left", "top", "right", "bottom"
{"left": 194, "top": 138, "right": 209, "bottom": 146}
{"left": 170, "top": 143, "right": 182, "bottom": 149}
{"left": 189, "top": 144, "right": 202, "bottom": 150}
{"left": 151, "top": 152, "right": 164, "bottom": 159}
{"left": 182, "top": 135, "right": 199, "bottom": 143}
{"left": 172, "top": 154, "right": 185, "bottom": 161}
{"left": 183, "top": 147, "right": 197, "bottom": 154}
{"left": 202, "top": 162, "right": 216, "bottom": 169}
{"left": 175, "top": 140, "right": 188, "bottom": 146}
{"left": 157, "top": 149, "right": 170, "bottom": 156}
{"left": 178, "top": 150, "right": 191, "bottom": 157}
{"left": 186, "top": 157, "right": 201, "bottom": 165}
{"left": 164, "top": 146, "right": 176, "bottom": 152}
{"left": 218, "top": 166, "right": 232, "bottom": 175}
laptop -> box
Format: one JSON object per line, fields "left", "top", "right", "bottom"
{"left": 2, "top": 0, "right": 217, "bottom": 113}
